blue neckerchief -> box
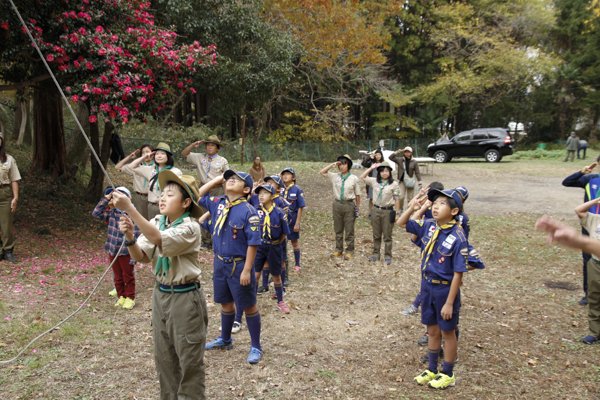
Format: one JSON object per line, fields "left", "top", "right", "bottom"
{"left": 207, "top": 152, "right": 218, "bottom": 176}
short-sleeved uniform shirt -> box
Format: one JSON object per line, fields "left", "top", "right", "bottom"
{"left": 327, "top": 172, "right": 361, "bottom": 201}
{"left": 424, "top": 208, "right": 470, "bottom": 239}
{"left": 582, "top": 212, "right": 600, "bottom": 262}
{"left": 187, "top": 152, "right": 229, "bottom": 185}
{"left": 282, "top": 183, "right": 306, "bottom": 212}
{"left": 364, "top": 177, "right": 399, "bottom": 207}
{"left": 199, "top": 194, "right": 261, "bottom": 257}
{"left": 0, "top": 155, "right": 21, "bottom": 185}
{"left": 406, "top": 218, "right": 469, "bottom": 281}
{"left": 121, "top": 162, "right": 153, "bottom": 194}
{"left": 255, "top": 205, "right": 291, "bottom": 242}
{"left": 133, "top": 166, "right": 183, "bottom": 203}
{"left": 137, "top": 215, "right": 202, "bottom": 285}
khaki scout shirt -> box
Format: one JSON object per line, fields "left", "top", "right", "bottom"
{"left": 0, "top": 155, "right": 21, "bottom": 185}
{"left": 327, "top": 171, "right": 361, "bottom": 201}
{"left": 137, "top": 215, "right": 202, "bottom": 285}
{"left": 582, "top": 212, "right": 600, "bottom": 261}
{"left": 121, "top": 163, "right": 151, "bottom": 194}
{"left": 365, "top": 177, "right": 399, "bottom": 208}
{"left": 133, "top": 165, "right": 183, "bottom": 203}
{"left": 187, "top": 153, "right": 229, "bottom": 185}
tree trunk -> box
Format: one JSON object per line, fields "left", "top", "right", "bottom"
{"left": 67, "top": 102, "right": 91, "bottom": 168}
{"left": 195, "top": 92, "right": 202, "bottom": 123}
{"left": 23, "top": 98, "right": 33, "bottom": 146}
{"left": 11, "top": 100, "right": 23, "bottom": 141}
{"left": 0, "top": 105, "right": 7, "bottom": 139}
{"left": 16, "top": 97, "right": 29, "bottom": 145}
{"left": 31, "top": 83, "right": 69, "bottom": 178}
{"left": 85, "top": 120, "right": 114, "bottom": 202}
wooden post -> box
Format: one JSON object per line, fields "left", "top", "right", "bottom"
{"left": 241, "top": 105, "right": 246, "bottom": 166}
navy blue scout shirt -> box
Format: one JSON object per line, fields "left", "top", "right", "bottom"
{"left": 199, "top": 194, "right": 262, "bottom": 257}
{"left": 283, "top": 184, "right": 306, "bottom": 212}
{"left": 423, "top": 208, "right": 470, "bottom": 239}
{"left": 254, "top": 205, "right": 291, "bottom": 242}
{"left": 406, "top": 218, "right": 469, "bottom": 281}
{"left": 563, "top": 171, "right": 600, "bottom": 213}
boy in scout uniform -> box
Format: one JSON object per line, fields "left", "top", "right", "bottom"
{"left": 0, "top": 136, "right": 21, "bottom": 263}
{"left": 114, "top": 172, "right": 208, "bottom": 400}
{"left": 281, "top": 167, "right": 306, "bottom": 274}
{"left": 182, "top": 135, "right": 230, "bottom": 249}
{"left": 319, "top": 155, "right": 361, "bottom": 260}
{"left": 199, "top": 170, "right": 264, "bottom": 364}
{"left": 360, "top": 162, "right": 399, "bottom": 264}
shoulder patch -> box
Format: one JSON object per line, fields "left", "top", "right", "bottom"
{"left": 170, "top": 224, "right": 195, "bottom": 236}
{"left": 416, "top": 219, "right": 424, "bottom": 227}
{"left": 248, "top": 215, "right": 260, "bottom": 224}
{"left": 460, "top": 248, "right": 469, "bottom": 256}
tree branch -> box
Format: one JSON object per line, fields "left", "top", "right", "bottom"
{"left": 0, "top": 74, "right": 51, "bottom": 92}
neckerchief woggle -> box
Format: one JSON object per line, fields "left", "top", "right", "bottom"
{"left": 214, "top": 197, "right": 247, "bottom": 236}
{"left": 155, "top": 212, "right": 190, "bottom": 277}
{"left": 421, "top": 220, "right": 456, "bottom": 270}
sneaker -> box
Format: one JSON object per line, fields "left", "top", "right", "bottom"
{"left": 428, "top": 372, "right": 455, "bottom": 389}
{"left": 414, "top": 369, "right": 438, "bottom": 385}
{"left": 272, "top": 287, "right": 286, "bottom": 299}
{"left": 231, "top": 321, "right": 243, "bottom": 334}
{"left": 205, "top": 337, "right": 234, "bottom": 351}
{"left": 385, "top": 258, "right": 392, "bottom": 265}
{"left": 277, "top": 301, "right": 291, "bottom": 314}
{"left": 293, "top": 265, "right": 301, "bottom": 274}
{"left": 283, "top": 279, "right": 289, "bottom": 287}
{"left": 368, "top": 256, "right": 378, "bottom": 262}
{"left": 122, "top": 298, "right": 135, "bottom": 310}
{"left": 579, "top": 296, "right": 589, "bottom": 305}
{"left": 401, "top": 304, "right": 418, "bottom": 316}
{"left": 331, "top": 252, "right": 343, "bottom": 257}
{"left": 114, "top": 296, "right": 125, "bottom": 308}
{"left": 344, "top": 254, "right": 353, "bottom": 260}
{"left": 257, "top": 286, "right": 269, "bottom": 295}
{"left": 417, "top": 333, "right": 429, "bottom": 346}
{"left": 582, "top": 335, "right": 598, "bottom": 345}
{"left": 247, "top": 346, "right": 263, "bottom": 364}
{"left": 108, "top": 288, "right": 117, "bottom": 297}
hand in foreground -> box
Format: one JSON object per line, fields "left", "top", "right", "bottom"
{"left": 111, "top": 191, "right": 133, "bottom": 211}
{"left": 582, "top": 162, "right": 598, "bottom": 175}
{"left": 119, "top": 214, "right": 135, "bottom": 235}
{"left": 535, "top": 215, "right": 586, "bottom": 250}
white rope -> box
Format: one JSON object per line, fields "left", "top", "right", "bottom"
{"left": 0, "top": 0, "right": 129, "bottom": 364}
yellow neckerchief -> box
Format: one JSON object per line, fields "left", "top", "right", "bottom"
{"left": 284, "top": 182, "right": 295, "bottom": 199}
{"left": 421, "top": 219, "right": 456, "bottom": 270}
{"left": 261, "top": 202, "right": 274, "bottom": 239}
{"left": 214, "top": 197, "right": 247, "bottom": 236}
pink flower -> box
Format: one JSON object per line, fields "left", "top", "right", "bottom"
{"left": 100, "top": 103, "right": 111, "bottom": 112}
{"left": 85, "top": 62, "right": 94, "bottom": 70}
{"left": 1, "top": 22, "right": 8, "bottom": 30}
{"left": 65, "top": 87, "right": 71, "bottom": 92}
{"left": 32, "top": 349, "right": 37, "bottom": 353}
{"left": 71, "top": 95, "right": 79, "bottom": 102}
{"left": 89, "top": 115, "right": 97, "bottom": 123}
{"left": 46, "top": 54, "right": 54, "bottom": 62}
{"left": 78, "top": 27, "right": 86, "bottom": 35}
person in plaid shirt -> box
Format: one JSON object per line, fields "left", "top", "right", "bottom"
{"left": 93, "top": 187, "right": 141, "bottom": 310}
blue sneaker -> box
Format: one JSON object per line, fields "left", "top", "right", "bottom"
{"left": 205, "top": 337, "right": 233, "bottom": 350}
{"left": 247, "top": 346, "right": 263, "bottom": 364}
{"left": 385, "top": 258, "right": 392, "bottom": 265}
{"left": 368, "top": 256, "right": 378, "bottom": 262}
{"left": 582, "top": 335, "right": 598, "bottom": 345}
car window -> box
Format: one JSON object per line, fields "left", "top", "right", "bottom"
{"left": 454, "top": 133, "right": 471, "bottom": 142}
{"left": 473, "top": 133, "right": 488, "bottom": 140}
{"left": 487, "top": 131, "right": 502, "bottom": 138}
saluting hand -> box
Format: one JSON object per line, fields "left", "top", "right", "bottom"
{"left": 193, "top": 140, "right": 204, "bottom": 148}
{"left": 143, "top": 151, "right": 155, "bottom": 163}
{"left": 371, "top": 162, "right": 382, "bottom": 169}
{"left": 582, "top": 162, "right": 598, "bottom": 175}
{"left": 128, "top": 149, "right": 140, "bottom": 159}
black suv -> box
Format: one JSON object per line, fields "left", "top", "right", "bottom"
{"left": 426, "top": 128, "right": 515, "bottom": 163}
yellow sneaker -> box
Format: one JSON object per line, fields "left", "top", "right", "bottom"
{"left": 428, "top": 372, "right": 455, "bottom": 389}
{"left": 414, "top": 369, "right": 438, "bottom": 385}
{"left": 114, "top": 296, "right": 125, "bottom": 308}
{"left": 108, "top": 288, "right": 117, "bottom": 297}
{"left": 344, "top": 253, "right": 353, "bottom": 260}
{"left": 331, "top": 252, "right": 343, "bottom": 257}
{"left": 122, "top": 298, "right": 135, "bottom": 310}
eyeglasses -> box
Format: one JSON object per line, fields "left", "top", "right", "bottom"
{"left": 227, "top": 176, "right": 243, "bottom": 183}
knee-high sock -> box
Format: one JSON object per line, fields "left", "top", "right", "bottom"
{"left": 234, "top": 305, "right": 243, "bottom": 323}
{"left": 262, "top": 268, "right": 270, "bottom": 288}
{"left": 428, "top": 347, "right": 440, "bottom": 374}
{"left": 274, "top": 282, "right": 283, "bottom": 303}
{"left": 245, "top": 310, "right": 262, "bottom": 350}
{"left": 294, "top": 249, "right": 300, "bottom": 267}
{"left": 221, "top": 310, "right": 235, "bottom": 342}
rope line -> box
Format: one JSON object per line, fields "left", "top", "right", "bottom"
{"left": 1, "top": 0, "right": 127, "bottom": 364}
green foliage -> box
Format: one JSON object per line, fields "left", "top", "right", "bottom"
{"left": 512, "top": 149, "right": 566, "bottom": 159}
{"left": 268, "top": 110, "right": 347, "bottom": 143}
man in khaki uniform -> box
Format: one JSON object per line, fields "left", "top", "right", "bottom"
{"left": 389, "top": 146, "right": 422, "bottom": 212}
{"left": 182, "top": 135, "right": 229, "bottom": 248}
{"left": 0, "top": 141, "right": 21, "bottom": 264}
{"left": 320, "top": 154, "right": 361, "bottom": 260}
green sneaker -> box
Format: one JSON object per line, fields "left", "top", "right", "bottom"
{"left": 428, "top": 372, "right": 455, "bottom": 389}
{"left": 114, "top": 296, "right": 125, "bottom": 308}
{"left": 122, "top": 298, "right": 135, "bottom": 310}
{"left": 109, "top": 288, "right": 117, "bottom": 297}
{"left": 414, "top": 369, "right": 438, "bottom": 385}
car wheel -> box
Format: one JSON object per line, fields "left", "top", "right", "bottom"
{"left": 485, "top": 149, "right": 501, "bottom": 162}
{"left": 434, "top": 151, "right": 448, "bottom": 163}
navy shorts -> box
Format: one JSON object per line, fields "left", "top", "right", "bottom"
{"left": 281, "top": 239, "right": 288, "bottom": 261}
{"left": 420, "top": 278, "right": 460, "bottom": 331}
{"left": 253, "top": 244, "right": 283, "bottom": 276}
{"left": 287, "top": 212, "right": 300, "bottom": 241}
{"left": 213, "top": 256, "right": 257, "bottom": 310}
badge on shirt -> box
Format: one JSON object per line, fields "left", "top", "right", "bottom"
{"left": 215, "top": 161, "right": 220, "bottom": 166}
{"left": 427, "top": 226, "right": 435, "bottom": 237}
{"left": 249, "top": 215, "right": 260, "bottom": 225}
{"left": 469, "top": 249, "right": 478, "bottom": 257}
{"left": 233, "top": 229, "right": 237, "bottom": 233}
{"left": 201, "top": 159, "right": 206, "bottom": 165}
{"left": 439, "top": 256, "right": 445, "bottom": 264}
{"left": 460, "top": 248, "right": 469, "bottom": 256}
{"left": 257, "top": 210, "right": 264, "bottom": 216}
{"left": 300, "top": 193, "right": 304, "bottom": 197}
{"left": 232, "top": 234, "right": 237, "bottom": 239}
{"left": 442, "top": 241, "right": 452, "bottom": 249}
{"left": 444, "top": 235, "right": 456, "bottom": 245}
{"left": 336, "top": 177, "right": 341, "bottom": 183}
{"left": 218, "top": 204, "right": 225, "bottom": 210}
{"left": 290, "top": 193, "right": 297, "bottom": 198}
{"left": 594, "top": 184, "right": 598, "bottom": 190}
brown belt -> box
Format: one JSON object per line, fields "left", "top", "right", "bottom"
{"left": 149, "top": 201, "right": 159, "bottom": 206}
{"left": 135, "top": 192, "right": 148, "bottom": 197}
{"left": 0, "top": 183, "right": 10, "bottom": 189}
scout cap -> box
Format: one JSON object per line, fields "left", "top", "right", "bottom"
{"left": 455, "top": 186, "right": 469, "bottom": 202}
{"left": 158, "top": 171, "right": 203, "bottom": 218}
{"left": 256, "top": 184, "right": 276, "bottom": 195}
{"left": 204, "top": 135, "right": 222, "bottom": 149}
{"left": 281, "top": 167, "right": 296, "bottom": 179}
{"left": 337, "top": 154, "right": 353, "bottom": 168}
{"left": 376, "top": 161, "right": 393, "bottom": 173}
{"left": 155, "top": 142, "right": 173, "bottom": 155}
{"left": 264, "top": 175, "right": 284, "bottom": 188}
{"left": 224, "top": 169, "right": 253, "bottom": 188}
{"left": 105, "top": 186, "right": 132, "bottom": 198}
{"left": 427, "top": 189, "right": 463, "bottom": 212}
{"left": 403, "top": 146, "right": 413, "bottom": 153}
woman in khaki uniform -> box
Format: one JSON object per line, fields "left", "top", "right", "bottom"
{"left": 0, "top": 137, "right": 20, "bottom": 263}
{"left": 116, "top": 144, "right": 154, "bottom": 219}
{"left": 360, "top": 162, "right": 399, "bottom": 265}
{"left": 320, "top": 154, "right": 361, "bottom": 260}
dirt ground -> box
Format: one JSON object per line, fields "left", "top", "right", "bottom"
{"left": 1, "top": 155, "right": 600, "bottom": 399}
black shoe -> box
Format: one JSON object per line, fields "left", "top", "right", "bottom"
{"left": 4, "top": 249, "right": 17, "bottom": 264}
{"left": 283, "top": 279, "right": 289, "bottom": 287}
{"left": 200, "top": 243, "right": 212, "bottom": 249}
{"left": 257, "top": 286, "right": 269, "bottom": 295}
{"left": 579, "top": 296, "right": 589, "bottom": 305}
{"left": 417, "top": 333, "right": 429, "bottom": 346}
{"left": 421, "top": 348, "right": 444, "bottom": 364}
{"left": 268, "top": 277, "right": 273, "bottom": 284}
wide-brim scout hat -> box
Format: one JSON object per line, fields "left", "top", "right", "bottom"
{"left": 337, "top": 154, "right": 353, "bottom": 168}
{"left": 204, "top": 135, "right": 222, "bottom": 149}
{"left": 224, "top": 169, "right": 253, "bottom": 188}
{"left": 104, "top": 186, "right": 132, "bottom": 198}
{"left": 281, "top": 167, "right": 296, "bottom": 179}
{"left": 155, "top": 142, "right": 173, "bottom": 155}
{"left": 376, "top": 161, "right": 393, "bottom": 173}
{"left": 256, "top": 184, "right": 276, "bottom": 195}
{"left": 454, "top": 186, "right": 469, "bottom": 202}
{"left": 158, "top": 171, "right": 202, "bottom": 218}
{"left": 264, "top": 175, "right": 284, "bottom": 188}
{"left": 403, "top": 146, "right": 413, "bottom": 153}
{"left": 428, "top": 189, "right": 463, "bottom": 213}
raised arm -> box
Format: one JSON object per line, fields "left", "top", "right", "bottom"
{"left": 575, "top": 197, "right": 600, "bottom": 219}
{"left": 360, "top": 163, "right": 380, "bottom": 181}
{"left": 319, "top": 161, "right": 340, "bottom": 177}
{"left": 199, "top": 175, "right": 225, "bottom": 198}
{"left": 128, "top": 151, "right": 154, "bottom": 170}
{"left": 536, "top": 215, "right": 600, "bottom": 259}
{"left": 112, "top": 191, "right": 162, "bottom": 245}
{"left": 115, "top": 149, "right": 139, "bottom": 171}
{"left": 181, "top": 140, "right": 203, "bottom": 158}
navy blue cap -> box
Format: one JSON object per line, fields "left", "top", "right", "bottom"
{"left": 256, "top": 184, "right": 276, "bottom": 195}
{"left": 427, "top": 189, "right": 463, "bottom": 212}
{"left": 264, "top": 175, "right": 284, "bottom": 188}
{"left": 454, "top": 186, "right": 469, "bottom": 202}
{"left": 281, "top": 167, "right": 296, "bottom": 179}
{"left": 224, "top": 169, "right": 253, "bottom": 188}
